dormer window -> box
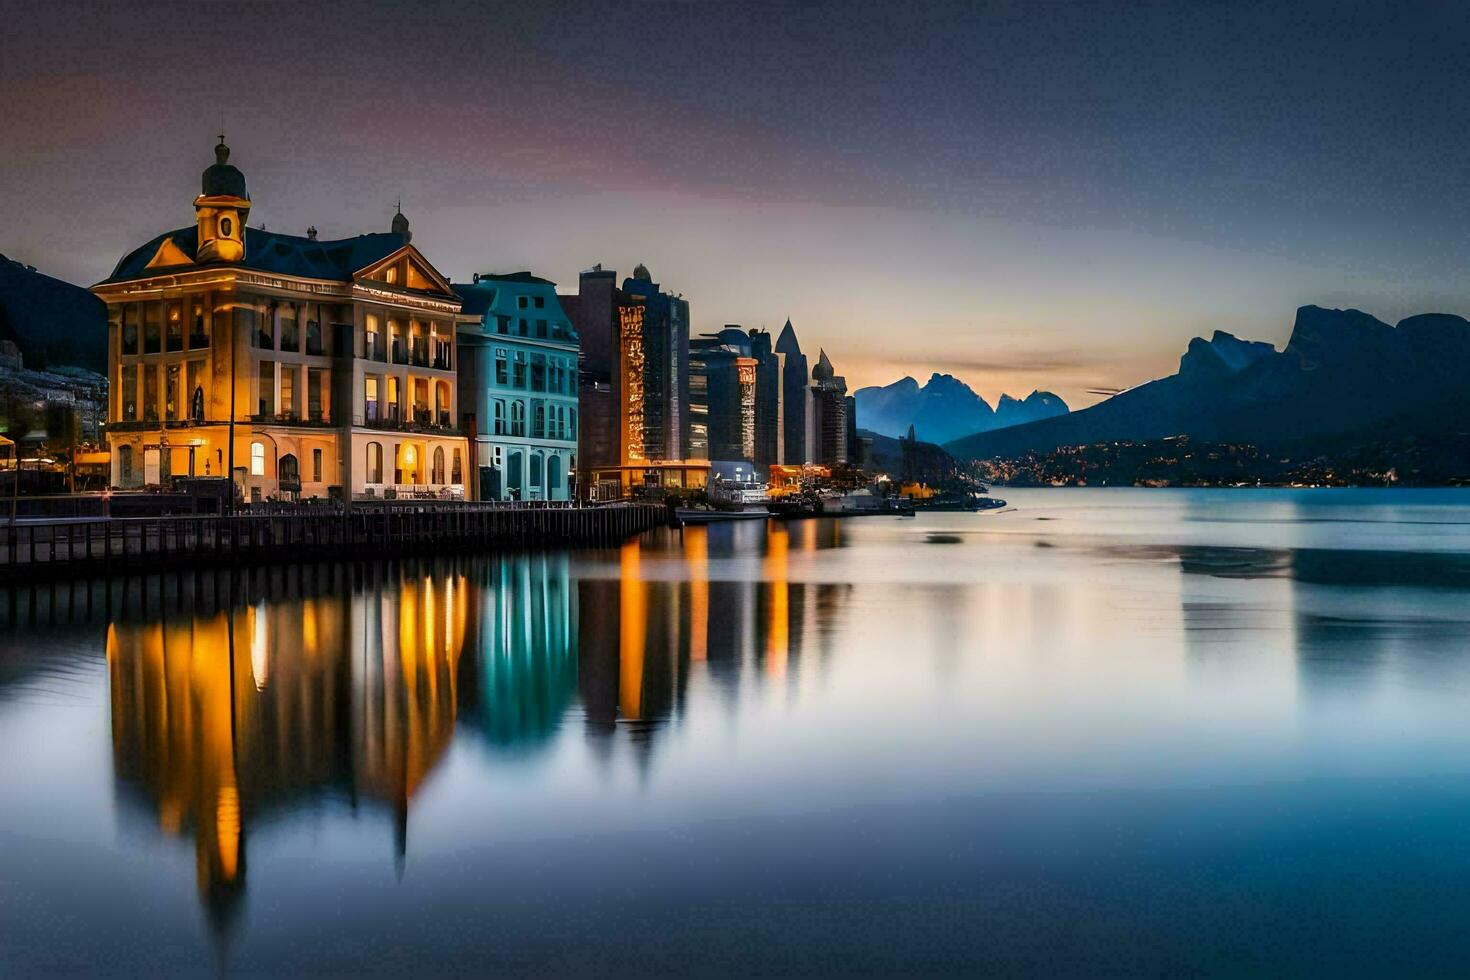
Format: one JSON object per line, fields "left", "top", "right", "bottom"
{"left": 220, "top": 216, "right": 233, "bottom": 237}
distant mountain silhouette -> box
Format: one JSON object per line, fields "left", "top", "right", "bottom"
{"left": 946, "top": 305, "right": 1470, "bottom": 460}
{"left": 995, "top": 390, "right": 1069, "bottom": 429}
{"left": 854, "top": 372, "right": 1068, "bottom": 444}
{"left": 0, "top": 255, "right": 107, "bottom": 372}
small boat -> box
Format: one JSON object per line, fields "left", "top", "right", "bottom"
{"left": 910, "top": 492, "right": 1008, "bottom": 512}
{"left": 676, "top": 507, "right": 770, "bottom": 525}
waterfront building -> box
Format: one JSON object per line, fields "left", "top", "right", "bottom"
{"left": 455, "top": 272, "right": 579, "bottom": 501}
{"left": 846, "top": 393, "right": 864, "bottom": 467}
{"left": 810, "top": 348, "right": 849, "bottom": 466}
{"left": 845, "top": 393, "right": 862, "bottom": 466}
{"left": 689, "top": 327, "right": 757, "bottom": 463}
{"left": 774, "top": 318, "right": 810, "bottom": 465}
{"left": 747, "top": 327, "right": 785, "bottom": 471}
{"left": 559, "top": 264, "right": 621, "bottom": 488}
{"left": 618, "top": 265, "right": 690, "bottom": 464}
{"left": 560, "top": 263, "right": 705, "bottom": 498}
{"left": 94, "top": 140, "right": 466, "bottom": 500}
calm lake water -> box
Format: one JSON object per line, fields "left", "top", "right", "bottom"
{"left": 5, "top": 487, "right": 1470, "bottom": 976}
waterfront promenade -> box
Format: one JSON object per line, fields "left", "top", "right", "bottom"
{"left": 0, "top": 500, "right": 669, "bottom": 581}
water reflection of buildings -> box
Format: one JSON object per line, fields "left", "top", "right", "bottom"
{"left": 92, "top": 519, "right": 847, "bottom": 940}
{"left": 578, "top": 520, "right": 850, "bottom": 773}
{"left": 106, "top": 569, "right": 468, "bottom": 936}
{"left": 459, "top": 555, "right": 578, "bottom": 754}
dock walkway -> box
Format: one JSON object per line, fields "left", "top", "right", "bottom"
{"left": 0, "top": 500, "right": 670, "bottom": 581}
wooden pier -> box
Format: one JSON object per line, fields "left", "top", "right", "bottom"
{"left": 0, "top": 500, "right": 671, "bottom": 582}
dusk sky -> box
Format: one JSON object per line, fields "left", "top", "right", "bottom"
{"left": 5, "top": 0, "right": 1470, "bottom": 408}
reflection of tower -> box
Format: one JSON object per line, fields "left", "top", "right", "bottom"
{"left": 763, "top": 524, "right": 789, "bottom": 677}
{"left": 354, "top": 572, "right": 467, "bottom": 873}
{"left": 577, "top": 540, "right": 688, "bottom": 775}
{"left": 618, "top": 541, "right": 647, "bottom": 721}
{"left": 685, "top": 527, "right": 709, "bottom": 663}
{"left": 107, "top": 612, "right": 245, "bottom": 940}
{"left": 577, "top": 574, "right": 622, "bottom": 757}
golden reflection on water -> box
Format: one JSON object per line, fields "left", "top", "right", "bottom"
{"left": 685, "top": 527, "right": 709, "bottom": 663}
{"left": 765, "top": 524, "right": 789, "bottom": 676}
{"left": 100, "top": 528, "right": 832, "bottom": 936}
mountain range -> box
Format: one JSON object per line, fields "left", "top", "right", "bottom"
{"left": 854, "top": 373, "right": 1069, "bottom": 444}
{"left": 0, "top": 255, "right": 107, "bottom": 372}
{"left": 946, "top": 305, "right": 1470, "bottom": 460}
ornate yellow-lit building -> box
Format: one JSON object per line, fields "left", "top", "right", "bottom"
{"left": 93, "top": 140, "right": 467, "bottom": 500}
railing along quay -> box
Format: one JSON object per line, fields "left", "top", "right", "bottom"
{"left": 0, "top": 501, "right": 672, "bottom": 581}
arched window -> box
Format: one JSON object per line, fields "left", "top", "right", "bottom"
{"left": 191, "top": 386, "right": 205, "bottom": 422}
{"left": 367, "top": 442, "right": 383, "bottom": 483}
{"left": 431, "top": 446, "right": 446, "bottom": 484}
{"left": 511, "top": 400, "right": 525, "bottom": 437}
{"left": 250, "top": 441, "right": 266, "bottom": 476}
{"left": 529, "top": 452, "right": 543, "bottom": 489}
{"left": 548, "top": 454, "right": 562, "bottom": 493}
{"left": 279, "top": 453, "right": 300, "bottom": 487}
{"left": 398, "top": 444, "right": 418, "bottom": 484}
{"left": 451, "top": 448, "right": 462, "bottom": 485}
{"left": 118, "top": 445, "right": 133, "bottom": 483}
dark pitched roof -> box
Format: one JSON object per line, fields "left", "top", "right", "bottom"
{"left": 471, "top": 271, "right": 555, "bottom": 286}
{"left": 103, "top": 226, "right": 411, "bottom": 285}
{"left": 452, "top": 282, "right": 497, "bottom": 316}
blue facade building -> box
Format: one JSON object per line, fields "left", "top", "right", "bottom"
{"left": 455, "top": 273, "right": 579, "bottom": 500}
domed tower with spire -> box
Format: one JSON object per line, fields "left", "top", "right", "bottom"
{"left": 194, "top": 134, "right": 251, "bottom": 264}
{"left": 813, "top": 348, "right": 835, "bottom": 382}
{"left": 391, "top": 201, "right": 411, "bottom": 243}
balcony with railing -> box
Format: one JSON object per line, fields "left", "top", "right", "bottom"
{"left": 247, "top": 412, "right": 334, "bottom": 427}
{"left": 355, "top": 406, "right": 458, "bottom": 434}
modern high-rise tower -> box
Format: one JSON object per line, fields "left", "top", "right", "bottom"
{"left": 774, "top": 318, "right": 809, "bottom": 465}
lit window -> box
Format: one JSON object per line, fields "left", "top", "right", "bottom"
{"left": 367, "top": 442, "right": 383, "bottom": 483}
{"left": 250, "top": 441, "right": 265, "bottom": 476}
